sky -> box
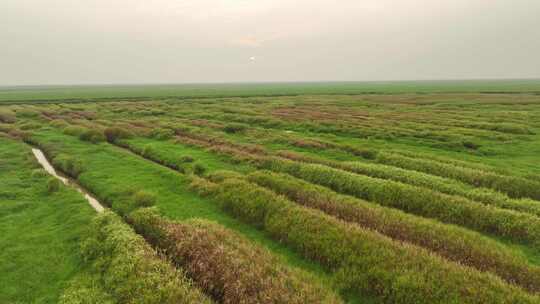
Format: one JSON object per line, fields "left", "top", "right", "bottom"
{"left": 1, "top": 0, "right": 540, "bottom": 85}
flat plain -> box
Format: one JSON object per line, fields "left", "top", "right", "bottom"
{"left": 2, "top": 81, "right": 540, "bottom": 303}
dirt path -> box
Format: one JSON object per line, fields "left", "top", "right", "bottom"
{"left": 32, "top": 148, "right": 104, "bottom": 213}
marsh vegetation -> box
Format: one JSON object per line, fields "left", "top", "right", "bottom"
{"left": 2, "top": 84, "right": 540, "bottom": 303}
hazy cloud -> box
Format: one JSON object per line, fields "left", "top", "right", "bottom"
{"left": 1, "top": 0, "right": 539, "bottom": 85}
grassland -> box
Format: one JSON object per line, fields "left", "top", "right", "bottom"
{"left": 0, "top": 138, "right": 95, "bottom": 303}
{"left": 1, "top": 79, "right": 540, "bottom": 104}
{"left": 2, "top": 82, "right": 540, "bottom": 303}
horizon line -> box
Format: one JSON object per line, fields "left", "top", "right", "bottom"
{"left": 2, "top": 77, "right": 540, "bottom": 89}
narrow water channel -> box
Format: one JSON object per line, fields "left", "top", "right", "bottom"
{"left": 32, "top": 148, "right": 105, "bottom": 213}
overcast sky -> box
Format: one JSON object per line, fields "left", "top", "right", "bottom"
{"left": 1, "top": 0, "right": 540, "bottom": 85}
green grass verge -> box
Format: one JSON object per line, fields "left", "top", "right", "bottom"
{"left": 0, "top": 138, "right": 95, "bottom": 303}
{"left": 61, "top": 211, "right": 211, "bottom": 304}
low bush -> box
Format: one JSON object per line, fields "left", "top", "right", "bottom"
{"left": 0, "top": 123, "right": 12, "bottom": 134}
{"left": 79, "top": 129, "right": 105, "bottom": 143}
{"left": 132, "top": 190, "right": 157, "bottom": 208}
{"left": 376, "top": 152, "right": 540, "bottom": 200}
{"left": 486, "top": 122, "right": 533, "bottom": 135}
{"left": 169, "top": 122, "right": 194, "bottom": 134}
{"left": 248, "top": 170, "right": 540, "bottom": 293}
{"left": 8, "top": 129, "right": 32, "bottom": 141}
{"left": 79, "top": 212, "right": 210, "bottom": 304}
{"left": 50, "top": 119, "right": 69, "bottom": 129}
{"left": 260, "top": 157, "right": 540, "bottom": 246}
{"left": 223, "top": 123, "right": 248, "bottom": 134}
{"left": 129, "top": 208, "right": 342, "bottom": 304}
{"left": 59, "top": 276, "right": 115, "bottom": 304}
{"left": 52, "top": 154, "right": 85, "bottom": 178}
{"left": 192, "top": 177, "right": 538, "bottom": 304}
{"left": 116, "top": 141, "right": 187, "bottom": 173}
{"left": 340, "top": 160, "right": 540, "bottom": 217}
{"left": 339, "top": 144, "right": 378, "bottom": 159}
{"left": 15, "top": 108, "right": 40, "bottom": 118}
{"left": 180, "top": 155, "right": 194, "bottom": 163}
{"left": 19, "top": 122, "right": 42, "bottom": 131}
{"left": 0, "top": 110, "right": 16, "bottom": 123}
{"left": 103, "top": 127, "right": 132, "bottom": 143}
{"left": 207, "top": 170, "right": 244, "bottom": 183}
{"left": 289, "top": 138, "right": 329, "bottom": 149}
{"left": 31, "top": 169, "right": 48, "bottom": 178}
{"left": 192, "top": 162, "right": 207, "bottom": 176}
{"left": 141, "top": 144, "right": 158, "bottom": 159}
{"left": 63, "top": 125, "right": 88, "bottom": 137}
{"left": 47, "top": 178, "right": 61, "bottom": 193}
{"left": 462, "top": 140, "right": 480, "bottom": 150}
{"left": 188, "top": 175, "right": 219, "bottom": 197}
{"left": 391, "top": 149, "right": 501, "bottom": 172}
{"left": 150, "top": 128, "right": 175, "bottom": 140}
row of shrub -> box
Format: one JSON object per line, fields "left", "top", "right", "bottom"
{"left": 33, "top": 133, "right": 341, "bottom": 303}
{"left": 175, "top": 135, "right": 264, "bottom": 165}
{"left": 204, "top": 108, "right": 492, "bottom": 150}
{"left": 392, "top": 149, "right": 506, "bottom": 172}
{"left": 60, "top": 276, "right": 115, "bottom": 304}
{"left": 0, "top": 124, "right": 32, "bottom": 141}
{"left": 60, "top": 211, "right": 211, "bottom": 304}
{"left": 55, "top": 122, "right": 207, "bottom": 175}
{"left": 104, "top": 126, "right": 134, "bottom": 143}
{"left": 0, "top": 109, "right": 17, "bottom": 123}
{"left": 246, "top": 170, "right": 540, "bottom": 293}
{"left": 277, "top": 150, "right": 540, "bottom": 217}
{"left": 462, "top": 121, "right": 533, "bottom": 135}
{"left": 62, "top": 125, "right": 103, "bottom": 143}
{"left": 51, "top": 154, "right": 85, "bottom": 178}
{"left": 259, "top": 157, "right": 540, "bottom": 246}
{"left": 150, "top": 127, "right": 175, "bottom": 140}
{"left": 176, "top": 129, "right": 268, "bottom": 156}
{"left": 376, "top": 152, "right": 540, "bottom": 200}
{"left": 128, "top": 208, "right": 342, "bottom": 304}
{"left": 167, "top": 135, "right": 540, "bottom": 231}
{"left": 283, "top": 136, "right": 378, "bottom": 160}
{"left": 115, "top": 141, "right": 207, "bottom": 176}
{"left": 190, "top": 176, "right": 538, "bottom": 303}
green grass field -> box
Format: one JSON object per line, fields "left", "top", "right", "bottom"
{"left": 2, "top": 82, "right": 540, "bottom": 303}
{"left": 0, "top": 138, "right": 95, "bottom": 303}
{"left": 1, "top": 79, "right": 540, "bottom": 104}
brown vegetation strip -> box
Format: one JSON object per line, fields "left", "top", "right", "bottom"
{"left": 129, "top": 208, "right": 342, "bottom": 304}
